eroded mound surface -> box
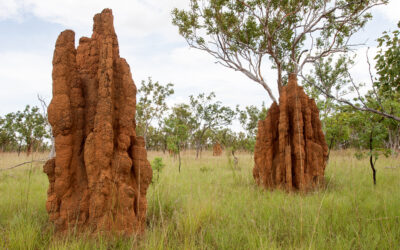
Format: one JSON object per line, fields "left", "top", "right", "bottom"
{"left": 44, "top": 9, "right": 152, "bottom": 235}
{"left": 213, "top": 142, "right": 223, "bottom": 156}
{"left": 253, "top": 74, "right": 328, "bottom": 191}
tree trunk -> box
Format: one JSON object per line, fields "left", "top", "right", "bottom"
{"left": 277, "top": 63, "right": 282, "bottom": 94}
{"left": 196, "top": 142, "right": 200, "bottom": 159}
{"left": 17, "top": 141, "right": 22, "bottom": 156}
{"left": 178, "top": 146, "right": 181, "bottom": 173}
{"left": 369, "top": 130, "right": 377, "bottom": 185}
{"left": 26, "top": 142, "right": 32, "bottom": 156}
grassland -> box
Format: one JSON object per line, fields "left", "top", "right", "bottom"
{"left": 0, "top": 150, "right": 399, "bottom": 249}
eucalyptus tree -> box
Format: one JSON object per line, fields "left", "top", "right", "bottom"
{"left": 236, "top": 103, "right": 267, "bottom": 138}
{"left": 350, "top": 110, "right": 389, "bottom": 185}
{"left": 0, "top": 113, "right": 18, "bottom": 151}
{"left": 302, "top": 21, "right": 400, "bottom": 122}
{"left": 172, "top": 0, "right": 386, "bottom": 103}
{"left": 14, "top": 105, "right": 48, "bottom": 155}
{"left": 189, "top": 92, "right": 235, "bottom": 158}
{"left": 164, "top": 114, "right": 190, "bottom": 172}
{"left": 136, "top": 77, "right": 174, "bottom": 148}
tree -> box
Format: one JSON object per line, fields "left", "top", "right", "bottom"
{"left": 350, "top": 110, "right": 389, "bottom": 185}
{"left": 302, "top": 21, "right": 400, "bottom": 122}
{"left": 164, "top": 115, "right": 189, "bottom": 172}
{"left": 0, "top": 113, "right": 18, "bottom": 152}
{"left": 13, "top": 105, "right": 49, "bottom": 155}
{"left": 172, "top": 0, "right": 386, "bottom": 102}
{"left": 375, "top": 21, "right": 400, "bottom": 94}
{"left": 136, "top": 77, "right": 174, "bottom": 148}
{"left": 236, "top": 103, "right": 267, "bottom": 138}
{"left": 323, "top": 107, "right": 351, "bottom": 158}
{"left": 151, "top": 157, "right": 165, "bottom": 182}
{"left": 189, "top": 92, "right": 235, "bottom": 158}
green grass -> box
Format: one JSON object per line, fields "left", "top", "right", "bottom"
{"left": 0, "top": 150, "right": 399, "bottom": 249}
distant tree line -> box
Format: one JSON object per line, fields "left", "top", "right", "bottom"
{"left": 1, "top": 21, "right": 398, "bottom": 160}
{"left": 0, "top": 105, "right": 50, "bottom": 155}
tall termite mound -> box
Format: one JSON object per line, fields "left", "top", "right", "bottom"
{"left": 213, "top": 142, "right": 223, "bottom": 156}
{"left": 253, "top": 74, "right": 328, "bottom": 191}
{"left": 43, "top": 9, "right": 152, "bottom": 235}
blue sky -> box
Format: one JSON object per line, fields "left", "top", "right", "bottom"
{"left": 0, "top": 0, "right": 399, "bottom": 116}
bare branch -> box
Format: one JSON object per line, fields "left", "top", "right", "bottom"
{"left": 299, "top": 73, "right": 400, "bottom": 122}
{"left": 0, "top": 159, "right": 47, "bottom": 171}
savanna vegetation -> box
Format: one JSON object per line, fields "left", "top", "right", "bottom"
{"left": 0, "top": 0, "right": 399, "bottom": 249}
{"left": 0, "top": 150, "right": 399, "bottom": 249}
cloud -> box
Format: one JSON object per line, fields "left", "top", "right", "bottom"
{"left": 0, "top": 0, "right": 189, "bottom": 40}
{"left": 0, "top": 0, "right": 19, "bottom": 20}
{"left": 0, "top": 51, "right": 52, "bottom": 114}
{"left": 0, "top": 0, "right": 398, "bottom": 118}
{"left": 376, "top": 0, "right": 400, "bottom": 23}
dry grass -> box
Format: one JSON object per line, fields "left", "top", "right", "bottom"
{"left": 0, "top": 150, "right": 399, "bottom": 249}
{"left": 0, "top": 151, "right": 49, "bottom": 170}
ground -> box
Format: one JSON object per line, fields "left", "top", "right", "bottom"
{"left": 0, "top": 150, "right": 399, "bottom": 249}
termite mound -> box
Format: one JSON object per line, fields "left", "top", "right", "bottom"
{"left": 253, "top": 74, "right": 328, "bottom": 191}
{"left": 213, "top": 142, "right": 223, "bottom": 156}
{"left": 43, "top": 8, "right": 152, "bottom": 236}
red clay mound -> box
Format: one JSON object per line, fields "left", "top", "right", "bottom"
{"left": 213, "top": 142, "right": 223, "bottom": 156}
{"left": 43, "top": 9, "right": 152, "bottom": 236}
{"left": 253, "top": 74, "right": 328, "bottom": 191}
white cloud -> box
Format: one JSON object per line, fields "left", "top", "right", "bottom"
{"left": 0, "top": 0, "right": 189, "bottom": 40}
{"left": 0, "top": 0, "right": 398, "bottom": 118}
{"left": 0, "top": 51, "right": 52, "bottom": 114}
{"left": 0, "top": 0, "right": 19, "bottom": 20}
{"left": 376, "top": 0, "right": 400, "bottom": 23}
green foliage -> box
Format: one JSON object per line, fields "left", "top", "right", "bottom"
{"left": 304, "top": 18, "right": 400, "bottom": 123}
{"left": 164, "top": 108, "right": 190, "bottom": 171}
{"left": 375, "top": 21, "right": 400, "bottom": 94}
{"left": 323, "top": 110, "right": 351, "bottom": 150}
{"left": 0, "top": 105, "right": 49, "bottom": 154}
{"left": 165, "top": 119, "right": 189, "bottom": 154}
{"left": 234, "top": 103, "right": 267, "bottom": 153}
{"left": 172, "top": 0, "right": 385, "bottom": 101}
{"left": 189, "top": 92, "right": 235, "bottom": 157}
{"left": 199, "top": 166, "right": 212, "bottom": 173}
{"left": 236, "top": 103, "right": 267, "bottom": 138}
{"left": 0, "top": 113, "right": 18, "bottom": 151}
{"left": 136, "top": 77, "right": 174, "bottom": 147}
{"left": 151, "top": 157, "right": 165, "bottom": 182}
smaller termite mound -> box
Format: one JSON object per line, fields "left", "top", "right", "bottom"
{"left": 253, "top": 74, "right": 328, "bottom": 191}
{"left": 213, "top": 142, "right": 223, "bottom": 156}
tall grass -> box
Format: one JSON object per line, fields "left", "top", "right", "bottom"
{"left": 0, "top": 150, "right": 399, "bottom": 249}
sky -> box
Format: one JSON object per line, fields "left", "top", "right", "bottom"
{"left": 0, "top": 0, "right": 399, "bottom": 117}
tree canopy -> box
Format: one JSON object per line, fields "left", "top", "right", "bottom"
{"left": 172, "top": 0, "right": 387, "bottom": 102}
